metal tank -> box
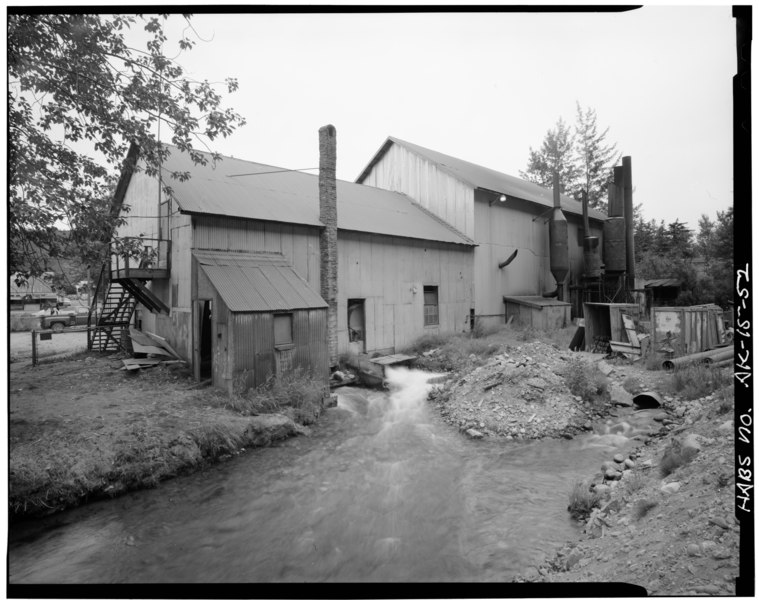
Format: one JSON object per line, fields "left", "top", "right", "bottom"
{"left": 581, "top": 190, "right": 602, "bottom": 278}
{"left": 548, "top": 173, "right": 569, "bottom": 299}
{"left": 603, "top": 216, "right": 627, "bottom": 272}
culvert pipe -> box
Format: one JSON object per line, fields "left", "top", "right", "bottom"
{"left": 662, "top": 346, "right": 735, "bottom": 371}
{"left": 632, "top": 391, "right": 663, "bottom": 409}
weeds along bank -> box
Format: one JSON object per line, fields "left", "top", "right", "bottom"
{"left": 9, "top": 356, "right": 328, "bottom": 520}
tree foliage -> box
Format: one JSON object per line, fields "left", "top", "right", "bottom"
{"left": 521, "top": 103, "right": 619, "bottom": 212}
{"left": 572, "top": 103, "right": 620, "bottom": 212}
{"left": 8, "top": 13, "right": 246, "bottom": 278}
{"left": 634, "top": 207, "right": 733, "bottom": 307}
{"left": 520, "top": 117, "right": 579, "bottom": 194}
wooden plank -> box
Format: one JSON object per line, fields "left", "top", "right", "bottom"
{"left": 369, "top": 353, "right": 417, "bottom": 366}
{"left": 131, "top": 339, "right": 173, "bottom": 357}
{"left": 621, "top": 313, "right": 640, "bottom": 347}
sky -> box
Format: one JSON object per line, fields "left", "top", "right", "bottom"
{"left": 130, "top": 6, "right": 735, "bottom": 231}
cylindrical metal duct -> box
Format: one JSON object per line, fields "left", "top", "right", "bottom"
{"left": 603, "top": 217, "right": 627, "bottom": 272}
{"left": 609, "top": 166, "right": 624, "bottom": 217}
{"left": 548, "top": 172, "right": 569, "bottom": 299}
{"left": 583, "top": 236, "right": 602, "bottom": 277}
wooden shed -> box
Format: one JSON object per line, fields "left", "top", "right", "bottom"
{"left": 503, "top": 296, "right": 571, "bottom": 330}
{"left": 651, "top": 304, "right": 727, "bottom": 356}
{"left": 583, "top": 302, "right": 645, "bottom": 353}
{"left": 193, "top": 250, "right": 329, "bottom": 394}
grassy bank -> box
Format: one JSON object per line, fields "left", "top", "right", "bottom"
{"left": 9, "top": 355, "right": 327, "bottom": 520}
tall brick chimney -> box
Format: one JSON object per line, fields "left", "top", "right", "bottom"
{"left": 319, "top": 125, "right": 338, "bottom": 368}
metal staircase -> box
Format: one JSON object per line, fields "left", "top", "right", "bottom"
{"left": 88, "top": 264, "right": 170, "bottom": 352}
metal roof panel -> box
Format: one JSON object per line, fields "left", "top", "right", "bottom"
{"left": 160, "top": 147, "right": 473, "bottom": 245}
{"left": 195, "top": 251, "right": 327, "bottom": 312}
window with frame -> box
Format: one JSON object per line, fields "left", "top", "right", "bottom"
{"left": 423, "top": 286, "right": 439, "bottom": 326}
{"left": 274, "top": 313, "right": 294, "bottom": 347}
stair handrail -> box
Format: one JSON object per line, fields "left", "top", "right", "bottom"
{"left": 87, "top": 263, "right": 108, "bottom": 350}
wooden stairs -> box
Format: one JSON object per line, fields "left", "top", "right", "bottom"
{"left": 88, "top": 265, "right": 170, "bottom": 352}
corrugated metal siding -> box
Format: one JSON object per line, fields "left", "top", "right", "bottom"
{"left": 230, "top": 309, "right": 328, "bottom": 389}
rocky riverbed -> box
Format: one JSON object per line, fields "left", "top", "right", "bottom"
{"left": 424, "top": 336, "right": 740, "bottom": 595}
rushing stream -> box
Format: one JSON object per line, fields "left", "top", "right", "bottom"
{"left": 9, "top": 368, "right": 665, "bottom": 583}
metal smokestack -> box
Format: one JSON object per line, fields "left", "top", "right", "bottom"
{"left": 623, "top": 156, "right": 635, "bottom": 288}
{"left": 548, "top": 171, "right": 569, "bottom": 301}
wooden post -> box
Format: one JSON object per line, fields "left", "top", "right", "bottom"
{"left": 31, "top": 330, "right": 38, "bottom": 367}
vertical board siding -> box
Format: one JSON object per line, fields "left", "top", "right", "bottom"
{"left": 337, "top": 231, "right": 473, "bottom": 354}
{"left": 362, "top": 144, "right": 475, "bottom": 239}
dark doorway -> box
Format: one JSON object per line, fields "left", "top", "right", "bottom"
{"left": 199, "top": 300, "right": 212, "bottom": 379}
{"left": 348, "top": 299, "right": 366, "bottom": 353}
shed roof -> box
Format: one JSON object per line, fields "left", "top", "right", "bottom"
{"left": 150, "top": 148, "right": 473, "bottom": 246}
{"left": 356, "top": 137, "right": 607, "bottom": 222}
{"left": 503, "top": 295, "right": 571, "bottom": 309}
{"left": 644, "top": 278, "right": 681, "bottom": 288}
{"left": 194, "top": 250, "right": 327, "bottom": 312}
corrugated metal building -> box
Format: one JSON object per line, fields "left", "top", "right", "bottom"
{"left": 111, "top": 136, "right": 475, "bottom": 392}
{"left": 356, "top": 137, "right": 608, "bottom": 325}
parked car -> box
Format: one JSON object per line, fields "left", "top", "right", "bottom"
{"left": 41, "top": 307, "right": 91, "bottom": 333}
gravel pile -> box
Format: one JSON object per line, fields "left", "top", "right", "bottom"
{"left": 429, "top": 341, "right": 613, "bottom": 441}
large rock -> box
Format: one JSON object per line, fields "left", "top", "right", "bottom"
{"left": 465, "top": 428, "right": 484, "bottom": 439}
{"left": 610, "top": 384, "right": 634, "bottom": 407}
{"left": 244, "top": 414, "right": 302, "bottom": 446}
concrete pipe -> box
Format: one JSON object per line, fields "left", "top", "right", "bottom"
{"left": 662, "top": 346, "right": 735, "bottom": 371}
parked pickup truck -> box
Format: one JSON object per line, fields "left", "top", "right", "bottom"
{"left": 42, "top": 307, "right": 91, "bottom": 333}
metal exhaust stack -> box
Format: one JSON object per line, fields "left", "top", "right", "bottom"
{"left": 548, "top": 171, "right": 569, "bottom": 301}
{"left": 623, "top": 156, "right": 635, "bottom": 289}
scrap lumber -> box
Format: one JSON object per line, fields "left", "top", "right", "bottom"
{"left": 142, "top": 331, "right": 183, "bottom": 360}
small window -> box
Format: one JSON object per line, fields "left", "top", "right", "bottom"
{"left": 423, "top": 286, "right": 439, "bottom": 326}
{"left": 274, "top": 313, "right": 294, "bottom": 347}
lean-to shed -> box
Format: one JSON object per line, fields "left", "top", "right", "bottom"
{"left": 193, "top": 251, "right": 329, "bottom": 393}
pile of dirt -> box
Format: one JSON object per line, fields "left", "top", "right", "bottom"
{"left": 516, "top": 378, "right": 739, "bottom": 595}
{"left": 429, "top": 341, "right": 613, "bottom": 440}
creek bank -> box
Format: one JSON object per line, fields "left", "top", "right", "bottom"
{"left": 517, "top": 383, "right": 739, "bottom": 595}
{"left": 9, "top": 354, "right": 330, "bottom": 521}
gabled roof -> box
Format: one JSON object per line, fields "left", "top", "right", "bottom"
{"left": 118, "top": 146, "right": 474, "bottom": 246}
{"left": 193, "top": 250, "right": 327, "bottom": 312}
{"left": 356, "top": 136, "right": 607, "bottom": 222}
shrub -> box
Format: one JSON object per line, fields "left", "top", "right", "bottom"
{"left": 190, "top": 424, "right": 244, "bottom": 460}
{"left": 562, "top": 358, "right": 608, "bottom": 403}
{"left": 659, "top": 439, "right": 698, "bottom": 477}
{"left": 221, "top": 368, "right": 327, "bottom": 426}
{"left": 632, "top": 498, "right": 658, "bottom": 520}
{"left": 623, "top": 471, "right": 647, "bottom": 494}
{"left": 567, "top": 481, "right": 602, "bottom": 520}
{"left": 669, "top": 363, "right": 731, "bottom": 400}
{"left": 403, "top": 332, "right": 501, "bottom": 372}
